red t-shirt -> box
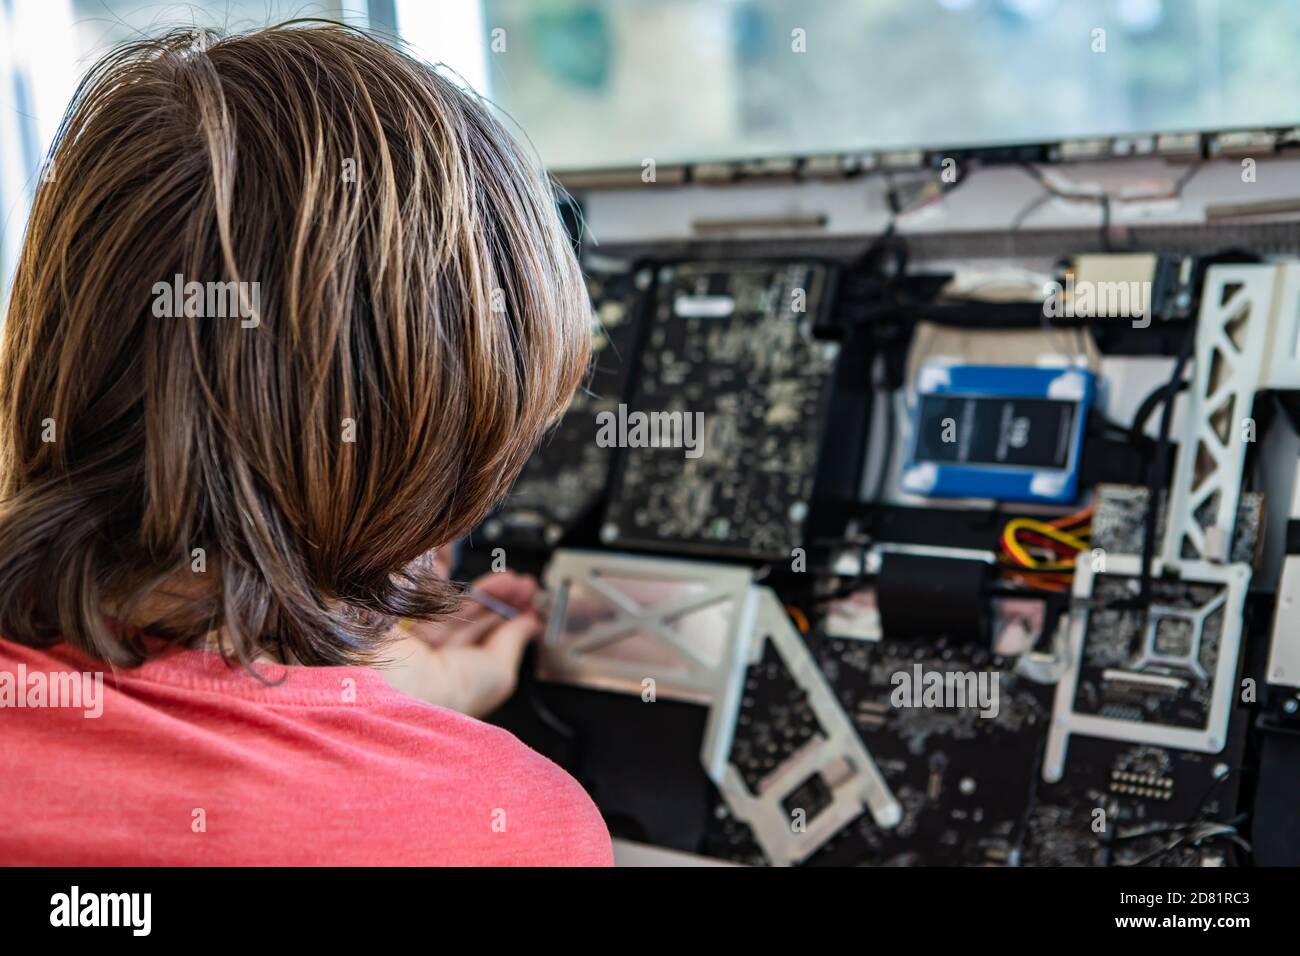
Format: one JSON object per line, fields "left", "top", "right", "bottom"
{"left": 0, "top": 638, "right": 612, "bottom": 866}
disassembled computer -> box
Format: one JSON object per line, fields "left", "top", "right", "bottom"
{"left": 464, "top": 131, "right": 1300, "bottom": 867}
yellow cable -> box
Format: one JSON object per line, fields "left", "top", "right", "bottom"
{"left": 1002, "top": 517, "right": 1090, "bottom": 568}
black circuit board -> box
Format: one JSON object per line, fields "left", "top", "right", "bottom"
{"left": 601, "top": 261, "right": 839, "bottom": 559}
{"left": 1073, "top": 576, "right": 1226, "bottom": 731}
{"left": 729, "top": 638, "right": 824, "bottom": 794}
{"left": 479, "top": 268, "right": 647, "bottom": 548}
{"left": 706, "top": 632, "right": 1054, "bottom": 866}
{"left": 483, "top": 263, "right": 1259, "bottom": 868}
{"left": 1025, "top": 736, "right": 1244, "bottom": 867}
{"left": 1092, "top": 483, "right": 1263, "bottom": 564}
{"left": 702, "top": 611, "right": 1247, "bottom": 867}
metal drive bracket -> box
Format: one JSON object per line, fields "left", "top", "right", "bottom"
{"left": 1268, "top": 459, "right": 1300, "bottom": 688}
{"left": 1258, "top": 265, "right": 1300, "bottom": 688}
{"left": 540, "top": 549, "right": 900, "bottom": 865}
{"left": 1044, "top": 553, "right": 1250, "bottom": 782}
{"left": 539, "top": 549, "right": 755, "bottom": 781}
{"left": 717, "top": 588, "right": 901, "bottom": 865}
{"left": 1259, "top": 262, "right": 1300, "bottom": 391}
{"left": 1162, "top": 264, "right": 1282, "bottom": 565}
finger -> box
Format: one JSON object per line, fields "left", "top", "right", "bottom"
{"left": 443, "top": 573, "right": 526, "bottom": 626}
{"left": 439, "top": 613, "right": 503, "bottom": 648}
{"left": 470, "top": 571, "right": 539, "bottom": 612}
{"left": 479, "top": 610, "right": 543, "bottom": 672}
{"left": 440, "top": 587, "right": 535, "bottom": 647}
{"left": 436, "top": 613, "right": 542, "bottom": 717}
{"left": 401, "top": 595, "right": 488, "bottom": 647}
{"left": 408, "top": 573, "right": 537, "bottom": 648}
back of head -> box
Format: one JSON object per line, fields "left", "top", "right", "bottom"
{"left": 0, "top": 22, "right": 590, "bottom": 667}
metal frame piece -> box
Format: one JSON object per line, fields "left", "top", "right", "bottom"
{"left": 1044, "top": 554, "right": 1250, "bottom": 783}
{"left": 1258, "top": 265, "right": 1300, "bottom": 687}
{"left": 539, "top": 550, "right": 755, "bottom": 782}
{"left": 540, "top": 549, "right": 899, "bottom": 866}
{"left": 1267, "top": 459, "right": 1300, "bottom": 688}
{"left": 1260, "top": 263, "right": 1300, "bottom": 391}
{"left": 1162, "top": 265, "right": 1279, "bottom": 564}
{"left": 717, "top": 588, "right": 900, "bottom": 865}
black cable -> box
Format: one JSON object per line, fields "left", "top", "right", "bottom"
{"left": 1010, "top": 736, "right": 1046, "bottom": 862}
{"left": 1135, "top": 328, "right": 1196, "bottom": 613}
{"left": 1016, "top": 161, "right": 1203, "bottom": 247}
{"left": 1099, "top": 194, "right": 1113, "bottom": 251}
{"left": 1129, "top": 378, "right": 1190, "bottom": 448}
{"left": 1096, "top": 421, "right": 1137, "bottom": 444}
{"left": 1191, "top": 766, "right": 1241, "bottom": 819}
{"left": 846, "top": 159, "right": 970, "bottom": 312}
{"left": 1122, "top": 250, "right": 1268, "bottom": 596}
{"left": 1123, "top": 822, "right": 1251, "bottom": 867}
{"left": 1018, "top": 162, "right": 1111, "bottom": 246}
{"left": 864, "top": 360, "right": 896, "bottom": 504}
{"left": 517, "top": 645, "right": 580, "bottom": 742}
{"left": 528, "top": 684, "right": 578, "bottom": 740}
{"left": 1010, "top": 190, "right": 1052, "bottom": 232}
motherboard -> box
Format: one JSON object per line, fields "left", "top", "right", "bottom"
{"left": 601, "top": 261, "right": 840, "bottom": 559}
{"left": 700, "top": 617, "right": 1247, "bottom": 867}
{"left": 478, "top": 267, "right": 647, "bottom": 548}
{"left": 705, "top": 629, "right": 1053, "bottom": 867}
{"left": 479, "top": 256, "right": 1275, "bottom": 869}
{"left": 1072, "top": 576, "right": 1227, "bottom": 731}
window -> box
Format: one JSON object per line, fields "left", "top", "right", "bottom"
{"left": 446, "top": 0, "right": 1300, "bottom": 170}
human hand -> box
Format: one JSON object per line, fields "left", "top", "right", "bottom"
{"left": 380, "top": 571, "right": 542, "bottom": 718}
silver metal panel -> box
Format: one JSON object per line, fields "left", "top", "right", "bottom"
{"left": 1266, "top": 459, "right": 1300, "bottom": 688}
{"left": 1261, "top": 262, "right": 1300, "bottom": 390}
{"left": 539, "top": 549, "right": 756, "bottom": 781}
{"left": 538, "top": 548, "right": 900, "bottom": 866}
{"left": 715, "top": 589, "right": 901, "bottom": 866}
{"left": 1043, "top": 554, "right": 1250, "bottom": 783}
{"left": 1268, "top": 556, "right": 1300, "bottom": 688}
{"left": 1162, "top": 265, "right": 1278, "bottom": 565}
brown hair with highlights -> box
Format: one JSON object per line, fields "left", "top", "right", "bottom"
{"left": 0, "top": 22, "right": 590, "bottom": 667}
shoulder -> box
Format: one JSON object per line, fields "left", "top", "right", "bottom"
{"left": 377, "top": 695, "right": 614, "bottom": 866}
